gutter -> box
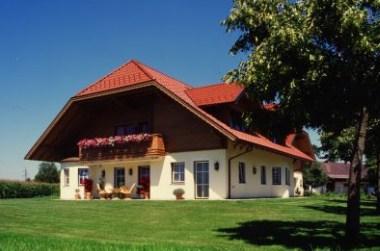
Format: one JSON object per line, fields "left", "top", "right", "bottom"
{"left": 227, "top": 146, "right": 254, "bottom": 199}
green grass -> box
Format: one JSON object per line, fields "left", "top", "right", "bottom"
{"left": 0, "top": 196, "right": 379, "bottom": 250}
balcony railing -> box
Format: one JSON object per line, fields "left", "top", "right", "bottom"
{"left": 78, "top": 133, "right": 165, "bottom": 161}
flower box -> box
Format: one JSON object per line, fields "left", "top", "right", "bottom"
{"left": 78, "top": 133, "right": 165, "bottom": 161}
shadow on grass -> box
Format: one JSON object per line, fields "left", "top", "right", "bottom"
{"left": 216, "top": 220, "right": 380, "bottom": 250}
{"left": 325, "top": 198, "right": 376, "bottom": 207}
{"left": 302, "top": 204, "right": 378, "bottom": 216}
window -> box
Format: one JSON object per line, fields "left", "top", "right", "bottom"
{"left": 261, "top": 166, "right": 266, "bottom": 185}
{"left": 78, "top": 168, "right": 89, "bottom": 186}
{"left": 63, "top": 169, "right": 70, "bottom": 186}
{"left": 171, "top": 162, "right": 185, "bottom": 183}
{"left": 138, "top": 122, "right": 150, "bottom": 133}
{"left": 285, "top": 167, "right": 290, "bottom": 186}
{"left": 114, "top": 168, "right": 125, "bottom": 188}
{"left": 115, "top": 124, "right": 136, "bottom": 135}
{"left": 238, "top": 162, "right": 246, "bottom": 184}
{"left": 115, "top": 125, "right": 127, "bottom": 136}
{"left": 114, "top": 122, "right": 150, "bottom": 136}
{"left": 272, "top": 167, "right": 282, "bottom": 185}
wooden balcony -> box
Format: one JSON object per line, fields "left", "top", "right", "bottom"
{"left": 79, "top": 133, "right": 165, "bottom": 161}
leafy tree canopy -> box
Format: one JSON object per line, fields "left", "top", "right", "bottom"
{"left": 223, "top": 0, "right": 380, "bottom": 132}
{"left": 34, "top": 162, "right": 59, "bottom": 183}
{"left": 303, "top": 162, "right": 328, "bottom": 188}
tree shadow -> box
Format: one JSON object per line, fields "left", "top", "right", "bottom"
{"left": 216, "top": 220, "right": 380, "bottom": 250}
{"left": 302, "top": 204, "right": 378, "bottom": 216}
{"left": 326, "top": 198, "right": 376, "bottom": 207}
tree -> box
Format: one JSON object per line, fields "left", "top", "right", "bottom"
{"left": 303, "top": 162, "right": 328, "bottom": 190}
{"left": 34, "top": 162, "right": 59, "bottom": 183}
{"left": 320, "top": 120, "right": 380, "bottom": 212}
{"left": 319, "top": 128, "right": 356, "bottom": 163}
{"left": 223, "top": 0, "right": 380, "bottom": 240}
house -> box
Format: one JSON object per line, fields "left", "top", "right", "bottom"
{"left": 25, "top": 59, "right": 314, "bottom": 200}
{"left": 322, "top": 162, "right": 368, "bottom": 193}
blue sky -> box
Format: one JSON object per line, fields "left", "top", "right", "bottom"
{"left": 0, "top": 0, "right": 320, "bottom": 180}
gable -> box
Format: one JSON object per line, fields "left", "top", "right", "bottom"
{"left": 25, "top": 84, "right": 226, "bottom": 161}
{"left": 26, "top": 59, "right": 314, "bottom": 162}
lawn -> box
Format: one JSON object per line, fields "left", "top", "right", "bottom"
{"left": 0, "top": 195, "right": 379, "bottom": 251}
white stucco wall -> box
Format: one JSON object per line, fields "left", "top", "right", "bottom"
{"left": 227, "top": 143, "right": 296, "bottom": 198}
{"left": 60, "top": 163, "right": 89, "bottom": 200}
{"left": 150, "top": 149, "right": 227, "bottom": 200}
{"left": 334, "top": 181, "right": 348, "bottom": 193}
{"left": 59, "top": 149, "right": 227, "bottom": 200}
{"left": 293, "top": 171, "right": 304, "bottom": 196}
{"left": 60, "top": 146, "right": 301, "bottom": 200}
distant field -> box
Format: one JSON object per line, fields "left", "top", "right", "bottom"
{"left": 0, "top": 195, "right": 379, "bottom": 250}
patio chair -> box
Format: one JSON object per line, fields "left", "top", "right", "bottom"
{"left": 119, "top": 183, "right": 136, "bottom": 199}
{"left": 97, "top": 184, "right": 112, "bottom": 199}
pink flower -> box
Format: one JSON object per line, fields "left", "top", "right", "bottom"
{"left": 77, "top": 133, "right": 152, "bottom": 149}
{"left": 85, "top": 139, "right": 97, "bottom": 148}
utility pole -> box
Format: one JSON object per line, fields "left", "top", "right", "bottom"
{"left": 24, "top": 167, "right": 28, "bottom": 181}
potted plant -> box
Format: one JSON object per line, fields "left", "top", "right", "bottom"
{"left": 173, "top": 188, "right": 185, "bottom": 200}
{"left": 74, "top": 189, "right": 81, "bottom": 200}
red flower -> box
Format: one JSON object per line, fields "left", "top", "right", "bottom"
{"left": 77, "top": 133, "right": 152, "bottom": 149}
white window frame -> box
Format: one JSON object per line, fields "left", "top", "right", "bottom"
{"left": 78, "top": 168, "right": 89, "bottom": 186}
{"left": 261, "top": 166, "right": 266, "bottom": 185}
{"left": 63, "top": 169, "right": 70, "bottom": 186}
{"left": 272, "top": 167, "right": 282, "bottom": 185}
{"left": 194, "top": 161, "right": 209, "bottom": 199}
{"left": 114, "top": 167, "right": 126, "bottom": 188}
{"left": 285, "top": 167, "right": 290, "bottom": 186}
{"left": 238, "top": 162, "right": 246, "bottom": 184}
{"left": 171, "top": 162, "right": 185, "bottom": 184}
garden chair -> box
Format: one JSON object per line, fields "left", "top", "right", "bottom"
{"left": 119, "top": 183, "right": 136, "bottom": 199}
{"left": 97, "top": 184, "right": 112, "bottom": 199}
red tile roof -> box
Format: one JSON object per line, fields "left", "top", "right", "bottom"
{"left": 231, "top": 129, "right": 313, "bottom": 160}
{"left": 322, "top": 162, "right": 368, "bottom": 179}
{"left": 76, "top": 60, "right": 154, "bottom": 96}
{"left": 36, "top": 59, "right": 314, "bottom": 162}
{"left": 186, "top": 83, "right": 244, "bottom": 106}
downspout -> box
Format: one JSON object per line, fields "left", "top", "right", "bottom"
{"left": 228, "top": 145, "right": 254, "bottom": 199}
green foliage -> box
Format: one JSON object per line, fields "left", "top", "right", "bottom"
{"left": 223, "top": 0, "right": 380, "bottom": 132}
{"left": 367, "top": 168, "right": 379, "bottom": 188}
{"left": 172, "top": 188, "right": 185, "bottom": 195}
{"left": 319, "top": 127, "right": 356, "bottom": 162}
{"left": 34, "top": 162, "right": 59, "bottom": 183}
{"left": 0, "top": 180, "right": 59, "bottom": 199}
{"left": 319, "top": 118, "right": 380, "bottom": 162}
{"left": 223, "top": 1, "right": 380, "bottom": 236}
{"left": 303, "top": 162, "right": 328, "bottom": 188}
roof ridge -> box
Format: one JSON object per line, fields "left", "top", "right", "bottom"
{"left": 190, "top": 82, "right": 239, "bottom": 90}
{"left": 130, "top": 59, "right": 156, "bottom": 80}
{"left": 132, "top": 59, "right": 193, "bottom": 89}
{"left": 76, "top": 59, "right": 153, "bottom": 96}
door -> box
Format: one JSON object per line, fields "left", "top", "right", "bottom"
{"left": 194, "top": 161, "right": 209, "bottom": 199}
{"left": 138, "top": 166, "right": 150, "bottom": 198}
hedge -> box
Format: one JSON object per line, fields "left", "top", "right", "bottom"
{"left": 0, "top": 180, "right": 59, "bottom": 199}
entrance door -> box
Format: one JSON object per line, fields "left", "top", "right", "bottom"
{"left": 138, "top": 166, "right": 150, "bottom": 198}
{"left": 194, "top": 161, "right": 209, "bottom": 199}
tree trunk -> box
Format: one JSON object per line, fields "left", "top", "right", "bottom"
{"left": 345, "top": 107, "right": 369, "bottom": 241}
{"left": 376, "top": 152, "right": 380, "bottom": 212}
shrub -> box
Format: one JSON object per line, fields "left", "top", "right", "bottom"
{"left": 173, "top": 188, "right": 185, "bottom": 196}
{"left": 0, "top": 180, "right": 59, "bottom": 199}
